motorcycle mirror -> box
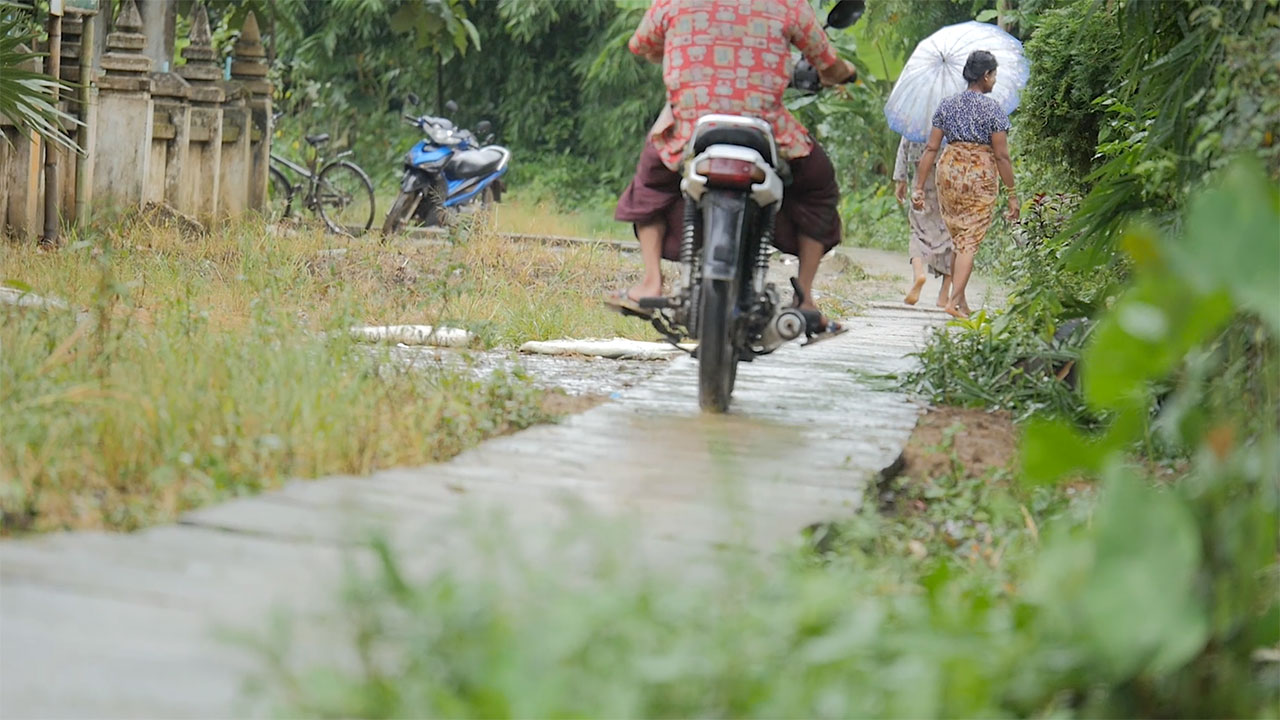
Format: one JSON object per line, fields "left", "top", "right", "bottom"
{"left": 405, "top": 92, "right": 420, "bottom": 107}
{"left": 476, "top": 120, "right": 492, "bottom": 136}
{"left": 445, "top": 100, "right": 459, "bottom": 115}
{"left": 825, "top": 0, "right": 864, "bottom": 29}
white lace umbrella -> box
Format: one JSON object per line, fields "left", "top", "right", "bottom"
{"left": 884, "top": 21, "right": 1029, "bottom": 142}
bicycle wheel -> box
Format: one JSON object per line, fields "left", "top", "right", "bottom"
{"left": 315, "top": 160, "right": 376, "bottom": 235}
{"left": 268, "top": 166, "right": 293, "bottom": 221}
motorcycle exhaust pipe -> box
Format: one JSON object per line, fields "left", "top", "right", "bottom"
{"left": 758, "top": 308, "right": 807, "bottom": 351}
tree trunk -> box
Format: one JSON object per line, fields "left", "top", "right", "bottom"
{"left": 436, "top": 54, "right": 444, "bottom": 115}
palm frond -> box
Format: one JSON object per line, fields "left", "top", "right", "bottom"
{"left": 0, "top": 15, "right": 82, "bottom": 153}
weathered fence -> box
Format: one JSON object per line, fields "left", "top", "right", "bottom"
{"left": 0, "top": 0, "right": 272, "bottom": 240}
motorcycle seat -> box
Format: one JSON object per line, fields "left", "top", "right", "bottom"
{"left": 446, "top": 147, "right": 506, "bottom": 179}
{"left": 305, "top": 133, "right": 330, "bottom": 146}
{"left": 693, "top": 126, "right": 774, "bottom": 165}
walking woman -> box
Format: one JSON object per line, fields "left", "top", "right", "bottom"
{"left": 912, "top": 50, "right": 1019, "bottom": 319}
{"left": 893, "top": 135, "right": 953, "bottom": 306}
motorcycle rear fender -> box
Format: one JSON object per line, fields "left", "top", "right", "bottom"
{"left": 681, "top": 145, "right": 782, "bottom": 207}
{"left": 700, "top": 189, "right": 749, "bottom": 282}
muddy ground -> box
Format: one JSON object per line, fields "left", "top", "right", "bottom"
{"left": 900, "top": 406, "right": 1019, "bottom": 480}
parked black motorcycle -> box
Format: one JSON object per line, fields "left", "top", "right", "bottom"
{"left": 631, "top": 0, "right": 865, "bottom": 412}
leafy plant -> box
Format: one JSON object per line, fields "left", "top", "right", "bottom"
{"left": 1017, "top": 159, "right": 1279, "bottom": 716}
{"left": 0, "top": 13, "right": 81, "bottom": 152}
{"left": 905, "top": 308, "right": 1093, "bottom": 423}
{"left": 1016, "top": 0, "right": 1121, "bottom": 183}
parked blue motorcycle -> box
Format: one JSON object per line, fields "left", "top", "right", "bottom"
{"left": 382, "top": 97, "right": 511, "bottom": 235}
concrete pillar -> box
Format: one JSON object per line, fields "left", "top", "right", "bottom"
{"left": 148, "top": 72, "right": 191, "bottom": 207}
{"left": 92, "top": 0, "right": 153, "bottom": 209}
{"left": 217, "top": 84, "right": 251, "bottom": 218}
{"left": 177, "top": 3, "right": 224, "bottom": 220}
{"left": 231, "top": 11, "right": 272, "bottom": 212}
{"left": 138, "top": 0, "right": 175, "bottom": 70}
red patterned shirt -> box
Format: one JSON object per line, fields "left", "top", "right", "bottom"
{"left": 630, "top": 0, "right": 840, "bottom": 170}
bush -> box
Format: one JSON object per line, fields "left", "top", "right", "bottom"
{"left": 1017, "top": 0, "right": 1122, "bottom": 184}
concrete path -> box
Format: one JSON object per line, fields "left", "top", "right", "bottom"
{"left": 840, "top": 245, "right": 1006, "bottom": 309}
{"left": 0, "top": 305, "right": 945, "bottom": 718}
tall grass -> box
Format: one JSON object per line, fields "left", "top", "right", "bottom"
{"left": 4, "top": 214, "right": 647, "bottom": 533}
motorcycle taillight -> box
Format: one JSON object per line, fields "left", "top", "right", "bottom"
{"left": 695, "top": 157, "right": 764, "bottom": 188}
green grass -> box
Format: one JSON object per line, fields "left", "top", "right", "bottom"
{"left": 3, "top": 214, "right": 643, "bottom": 533}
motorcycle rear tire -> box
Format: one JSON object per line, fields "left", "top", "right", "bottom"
{"left": 697, "top": 276, "right": 738, "bottom": 413}
{"left": 381, "top": 189, "right": 421, "bottom": 236}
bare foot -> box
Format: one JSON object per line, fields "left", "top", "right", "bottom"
{"left": 935, "top": 297, "right": 948, "bottom": 308}
{"left": 628, "top": 281, "right": 663, "bottom": 301}
{"left": 944, "top": 304, "right": 969, "bottom": 319}
{"left": 904, "top": 276, "right": 926, "bottom": 305}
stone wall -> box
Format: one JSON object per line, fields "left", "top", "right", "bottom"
{"left": 0, "top": 0, "right": 272, "bottom": 239}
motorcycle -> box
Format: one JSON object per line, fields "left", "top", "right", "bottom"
{"left": 627, "top": 0, "right": 865, "bottom": 413}
{"left": 382, "top": 97, "right": 511, "bottom": 235}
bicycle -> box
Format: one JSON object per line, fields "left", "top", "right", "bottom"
{"left": 268, "top": 132, "right": 376, "bottom": 235}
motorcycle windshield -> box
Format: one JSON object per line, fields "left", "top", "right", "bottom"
{"left": 426, "top": 126, "right": 463, "bottom": 146}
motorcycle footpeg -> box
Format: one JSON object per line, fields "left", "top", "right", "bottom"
{"left": 637, "top": 296, "right": 674, "bottom": 309}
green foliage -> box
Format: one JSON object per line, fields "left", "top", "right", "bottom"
{"left": 387, "top": 0, "right": 480, "bottom": 60}
{"left": 0, "top": 12, "right": 80, "bottom": 152}
{"left": 1072, "top": 0, "right": 1279, "bottom": 244}
{"left": 1016, "top": 161, "right": 1279, "bottom": 717}
{"left": 1017, "top": 0, "right": 1121, "bottom": 182}
{"left": 905, "top": 309, "right": 1092, "bottom": 422}
{"left": 1002, "top": 192, "right": 1127, "bottom": 334}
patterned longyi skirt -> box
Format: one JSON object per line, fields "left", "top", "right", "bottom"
{"left": 935, "top": 141, "right": 999, "bottom": 255}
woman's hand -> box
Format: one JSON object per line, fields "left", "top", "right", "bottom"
{"left": 1004, "top": 194, "right": 1021, "bottom": 222}
{"left": 911, "top": 187, "right": 926, "bottom": 211}
{"left": 895, "top": 181, "right": 908, "bottom": 205}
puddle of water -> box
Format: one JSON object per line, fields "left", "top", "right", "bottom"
{"left": 381, "top": 345, "right": 672, "bottom": 397}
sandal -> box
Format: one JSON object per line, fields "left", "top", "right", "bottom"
{"left": 796, "top": 308, "right": 848, "bottom": 346}
{"left": 602, "top": 288, "right": 655, "bottom": 319}
{"left": 788, "top": 277, "right": 848, "bottom": 346}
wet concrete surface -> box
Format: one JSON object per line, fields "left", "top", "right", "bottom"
{"left": 384, "top": 345, "right": 673, "bottom": 397}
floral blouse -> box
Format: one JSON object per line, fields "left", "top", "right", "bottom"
{"left": 931, "top": 90, "right": 1011, "bottom": 146}
{"left": 630, "top": 0, "right": 840, "bottom": 170}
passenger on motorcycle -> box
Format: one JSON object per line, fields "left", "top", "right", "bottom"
{"left": 607, "top": 0, "right": 857, "bottom": 336}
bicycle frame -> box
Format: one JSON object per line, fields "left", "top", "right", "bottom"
{"left": 269, "top": 148, "right": 354, "bottom": 208}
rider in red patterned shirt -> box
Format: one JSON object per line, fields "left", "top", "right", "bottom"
{"left": 609, "top": 0, "right": 856, "bottom": 332}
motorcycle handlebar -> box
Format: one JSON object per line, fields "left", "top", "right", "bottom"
{"left": 790, "top": 58, "right": 857, "bottom": 93}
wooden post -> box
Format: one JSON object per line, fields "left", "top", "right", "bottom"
{"left": 75, "top": 12, "right": 96, "bottom": 225}
{"left": 43, "top": 8, "right": 63, "bottom": 245}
